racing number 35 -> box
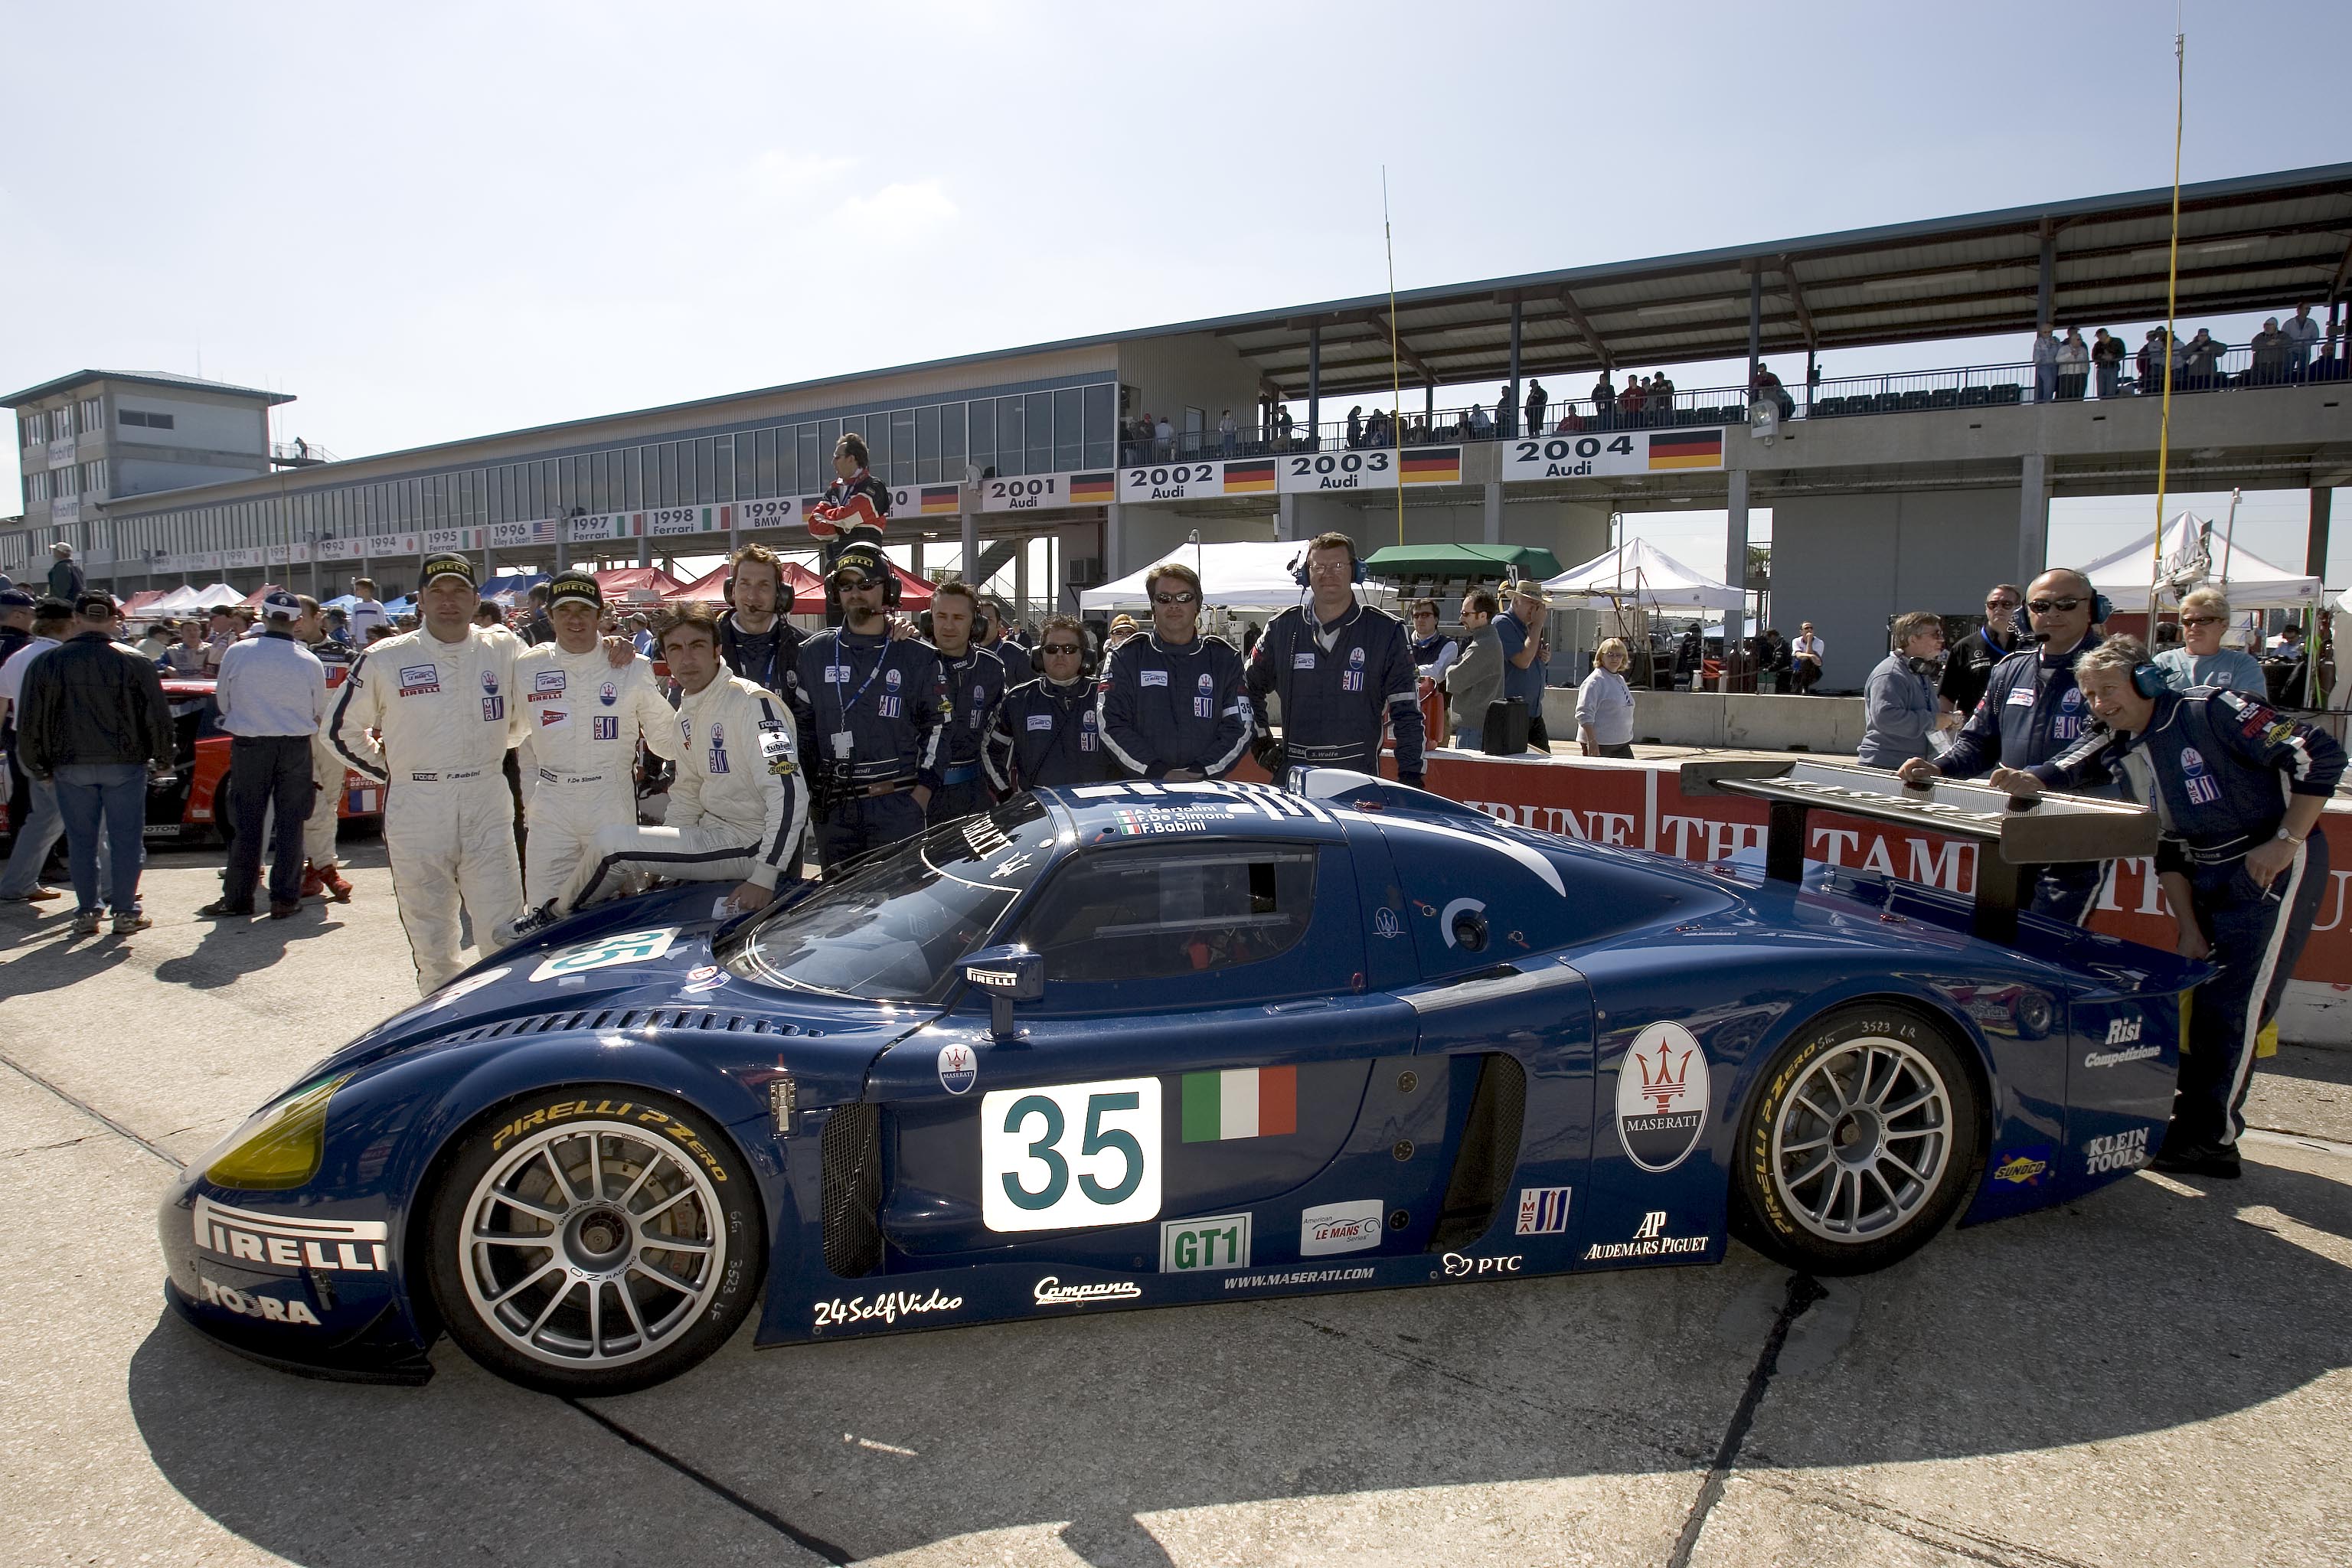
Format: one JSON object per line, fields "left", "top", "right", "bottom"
{"left": 981, "top": 1078, "right": 1162, "bottom": 1233}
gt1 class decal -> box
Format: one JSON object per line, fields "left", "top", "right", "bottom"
{"left": 1992, "top": 1148, "right": 2051, "bottom": 1185}
{"left": 193, "top": 1196, "right": 390, "bottom": 1272}
{"left": 1160, "top": 1213, "right": 1252, "bottom": 1272}
{"left": 1583, "top": 1210, "right": 1710, "bottom": 1261}
{"left": 1515, "top": 1187, "right": 1573, "bottom": 1236}
{"left": 2083, "top": 1128, "right": 2150, "bottom": 1175}
{"left": 1615, "top": 1021, "right": 1711, "bottom": 1173}
{"left": 812, "top": 1289, "right": 964, "bottom": 1329}
{"left": 937, "top": 1041, "right": 978, "bottom": 1096}
{"left": 981, "top": 1077, "right": 1162, "bottom": 1233}
{"left": 1299, "top": 1199, "right": 1383, "bottom": 1256}
{"left": 528, "top": 927, "right": 679, "bottom": 982}
{"left": 1033, "top": 1277, "right": 1144, "bottom": 1306}
{"left": 197, "top": 1274, "right": 322, "bottom": 1326}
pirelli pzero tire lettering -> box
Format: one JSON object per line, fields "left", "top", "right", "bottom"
{"left": 1731, "top": 1004, "right": 1982, "bottom": 1276}
{"left": 426, "top": 1086, "right": 763, "bottom": 1396}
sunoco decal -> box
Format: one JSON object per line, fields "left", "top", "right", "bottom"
{"left": 1615, "top": 1021, "right": 1710, "bottom": 1173}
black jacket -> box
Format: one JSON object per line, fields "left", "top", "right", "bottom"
{"left": 18, "top": 631, "right": 172, "bottom": 776}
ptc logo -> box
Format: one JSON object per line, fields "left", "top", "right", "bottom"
{"left": 2104, "top": 1015, "right": 2141, "bottom": 1047}
{"left": 1632, "top": 1210, "right": 1668, "bottom": 1242}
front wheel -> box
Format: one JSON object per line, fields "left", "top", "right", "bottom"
{"left": 425, "top": 1086, "right": 765, "bottom": 1395}
{"left": 1731, "top": 1004, "right": 1982, "bottom": 1276}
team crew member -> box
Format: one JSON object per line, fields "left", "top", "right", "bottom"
{"left": 201, "top": 591, "right": 328, "bottom": 920}
{"left": 1942, "top": 584, "right": 2023, "bottom": 717}
{"left": 805, "top": 433, "right": 890, "bottom": 541}
{"left": 289, "top": 596, "right": 358, "bottom": 902}
{"left": 510, "top": 570, "right": 682, "bottom": 909}
{"left": 330, "top": 554, "right": 529, "bottom": 993}
{"left": 1099, "top": 560, "right": 1253, "bottom": 781}
{"left": 926, "top": 580, "right": 1008, "bottom": 823}
{"left": 1900, "top": 567, "right": 2112, "bottom": 923}
{"left": 1993, "top": 638, "right": 2342, "bottom": 1178}
{"left": 795, "top": 538, "right": 947, "bottom": 870}
{"left": 985, "top": 615, "right": 1116, "bottom": 792}
{"left": 508, "top": 606, "right": 806, "bottom": 934}
{"left": 1244, "top": 533, "right": 1423, "bottom": 786}
{"left": 714, "top": 543, "right": 808, "bottom": 712}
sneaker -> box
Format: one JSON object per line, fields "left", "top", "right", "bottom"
{"left": 269, "top": 900, "right": 302, "bottom": 920}
{"left": 492, "top": 900, "right": 562, "bottom": 949}
{"left": 112, "top": 910, "right": 153, "bottom": 936}
{"left": 71, "top": 909, "right": 102, "bottom": 937}
{"left": 197, "top": 899, "right": 256, "bottom": 919}
{"left": 0, "top": 887, "right": 62, "bottom": 904}
{"left": 321, "top": 865, "right": 353, "bottom": 903}
{"left": 2151, "top": 1141, "right": 2242, "bottom": 1180}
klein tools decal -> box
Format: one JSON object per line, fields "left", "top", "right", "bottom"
{"left": 1615, "top": 1021, "right": 1710, "bottom": 1173}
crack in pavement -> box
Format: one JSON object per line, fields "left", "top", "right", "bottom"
{"left": 565, "top": 1396, "right": 854, "bottom": 1564}
{"left": 1665, "top": 1271, "right": 1824, "bottom": 1568}
{"left": 0, "top": 1050, "right": 185, "bottom": 1168}
{"left": 1733, "top": 1471, "right": 2108, "bottom": 1568}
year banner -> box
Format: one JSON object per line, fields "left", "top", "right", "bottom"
{"left": 1499, "top": 428, "right": 1726, "bottom": 481}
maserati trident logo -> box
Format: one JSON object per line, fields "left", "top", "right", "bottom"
{"left": 1635, "top": 1037, "right": 1693, "bottom": 1113}
{"left": 1615, "top": 1021, "right": 1712, "bottom": 1174}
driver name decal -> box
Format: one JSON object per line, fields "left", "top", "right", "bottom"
{"left": 1615, "top": 1021, "right": 1711, "bottom": 1173}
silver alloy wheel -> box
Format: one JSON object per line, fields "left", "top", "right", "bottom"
{"left": 1770, "top": 1036, "right": 1955, "bottom": 1244}
{"left": 457, "top": 1121, "right": 726, "bottom": 1370}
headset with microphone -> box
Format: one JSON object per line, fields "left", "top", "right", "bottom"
{"left": 1288, "top": 539, "right": 1367, "bottom": 589}
{"left": 824, "top": 545, "right": 900, "bottom": 613}
{"left": 916, "top": 605, "right": 991, "bottom": 645}
{"left": 721, "top": 559, "right": 798, "bottom": 619}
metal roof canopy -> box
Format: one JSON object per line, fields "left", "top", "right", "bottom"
{"left": 0, "top": 369, "right": 296, "bottom": 408}
{"left": 1205, "top": 163, "right": 2352, "bottom": 402}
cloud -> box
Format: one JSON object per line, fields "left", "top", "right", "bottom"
{"left": 828, "top": 180, "right": 958, "bottom": 236}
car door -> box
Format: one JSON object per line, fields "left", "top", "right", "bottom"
{"left": 867, "top": 835, "right": 1439, "bottom": 1279}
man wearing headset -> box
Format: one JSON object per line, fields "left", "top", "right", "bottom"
{"left": 1243, "top": 532, "right": 1423, "bottom": 786}
{"left": 985, "top": 614, "right": 1117, "bottom": 792}
{"left": 1992, "top": 637, "right": 2341, "bottom": 1180}
{"left": 794, "top": 537, "right": 948, "bottom": 870}
{"left": 1898, "top": 567, "right": 2113, "bottom": 923}
{"left": 1098, "top": 559, "right": 1253, "bottom": 781}
{"left": 923, "top": 580, "right": 1008, "bottom": 824}
{"left": 714, "top": 542, "right": 805, "bottom": 705}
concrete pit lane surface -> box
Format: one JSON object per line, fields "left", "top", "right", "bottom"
{"left": 3, "top": 843, "right": 2350, "bottom": 1568}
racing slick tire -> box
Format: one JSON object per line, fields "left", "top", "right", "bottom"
{"left": 1730, "top": 1004, "right": 1983, "bottom": 1277}
{"left": 425, "top": 1086, "right": 765, "bottom": 1395}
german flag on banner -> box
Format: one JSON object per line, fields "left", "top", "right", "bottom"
{"left": 1648, "top": 429, "right": 1724, "bottom": 470}
{"left": 920, "top": 485, "right": 959, "bottom": 515}
{"left": 1069, "top": 472, "right": 1115, "bottom": 505}
{"left": 1224, "top": 458, "right": 1277, "bottom": 494}
{"left": 1401, "top": 446, "right": 1463, "bottom": 485}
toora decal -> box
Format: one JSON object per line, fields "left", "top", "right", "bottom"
{"left": 1615, "top": 1021, "right": 1711, "bottom": 1173}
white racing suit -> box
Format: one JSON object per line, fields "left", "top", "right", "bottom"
{"left": 306, "top": 658, "right": 357, "bottom": 871}
{"left": 330, "top": 625, "right": 525, "bottom": 992}
{"left": 554, "top": 673, "right": 806, "bottom": 916}
{"left": 513, "top": 644, "right": 680, "bottom": 909}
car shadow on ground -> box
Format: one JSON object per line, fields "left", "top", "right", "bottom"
{"left": 126, "top": 1159, "right": 2352, "bottom": 1568}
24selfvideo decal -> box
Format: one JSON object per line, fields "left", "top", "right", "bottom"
{"left": 1615, "top": 1021, "right": 1711, "bottom": 1172}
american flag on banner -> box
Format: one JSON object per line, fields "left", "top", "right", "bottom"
{"left": 530, "top": 520, "right": 559, "bottom": 543}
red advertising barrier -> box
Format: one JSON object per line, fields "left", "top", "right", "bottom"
{"left": 1420, "top": 752, "right": 2352, "bottom": 1007}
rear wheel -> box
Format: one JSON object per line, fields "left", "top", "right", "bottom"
{"left": 426, "top": 1086, "right": 764, "bottom": 1395}
{"left": 1731, "top": 1004, "right": 1982, "bottom": 1276}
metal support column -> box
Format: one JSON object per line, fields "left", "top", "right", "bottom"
{"left": 1723, "top": 468, "right": 1749, "bottom": 655}
{"left": 1507, "top": 299, "right": 1523, "bottom": 439}
{"left": 2308, "top": 486, "right": 2334, "bottom": 707}
{"left": 1481, "top": 482, "right": 1503, "bottom": 547}
{"left": 1013, "top": 537, "right": 1030, "bottom": 628}
{"left": 2036, "top": 224, "right": 2056, "bottom": 330}
{"left": 959, "top": 507, "right": 978, "bottom": 590}
{"left": 1277, "top": 492, "right": 1299, "bottom": 543}
{"left": 1424, "top": 378, "right": 1435, "bottom": 423}
{"left": 1104, "top": 504, "right": 1128, "bottom": 583}
{"left": 2018, "top": 452, "right": 2049, "bottom": 587}
{"left": 1307, "top": 324, "right": 1321, "bottom": 451}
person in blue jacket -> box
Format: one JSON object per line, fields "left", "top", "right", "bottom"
{"left": 1243, "top": 533, "right": 1423, "bottom": 786}
{"left": 985, "top": 616, "right": 1117, "bottom": 792}
{"left": 1097, "top": 560, "right": 1252, "bottom": 780}
{"left": 1994, "top": 636, "right": 2341, "bottom": 1180}
{"left": 1899, "top": 568, "right": 2112, "bottom": 923}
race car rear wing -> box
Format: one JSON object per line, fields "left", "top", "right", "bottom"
{"left": 1678, "top": 760, "right": 2158, "bottom": 945}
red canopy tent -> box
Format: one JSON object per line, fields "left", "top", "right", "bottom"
{"left": 240, "top": 582, "right": 287, "bottom": 607}
{"left": 119, "top": 589, "right": 170, "bottom": 616}
{"left": 888, "top": 564, "right": 933, "bottom": 611}
{"left": 594, "top": 567, "right": 687, "bottom": 604}
{"left": 662, "top": 560, "right": 825, "bottom": 605}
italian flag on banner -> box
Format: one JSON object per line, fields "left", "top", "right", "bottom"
{"left": 1181, "top": 1066, "right": 1297, "bottom": 1142}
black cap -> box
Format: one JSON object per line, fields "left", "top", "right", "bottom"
{"left": 420, "top": 553, "right": 477, "bottom": 589}
{"left": 547, "top": 570, "right": 602, "bottom": 610}
{"left": 831, "top": 540, "right": 889, "bottom": 586}
{"left": 74, "top": 591, "right": 119, "bottom": 619}
{"left": 0, "top": 588, "right": 32, "bottom": 609}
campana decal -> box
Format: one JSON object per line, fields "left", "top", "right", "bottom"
{"left": 1615, "top": 1021, "right": 1711, "bottom": 1173}
{"left": 1514, "top": 1186, "right": 1573, "bottom": 1236}
{"left": 193, "top": 1196, "right": 390, "bottom": 1272}
{"left": 197, "top": 1274, "right": 322, "bottom": 1326}
{"left": 1033, "top": 1276, "right": 1143, "bottom": 1306}
{"left": 1583, "top": 1210, "right": 1710, "bottom": 1260}
{"left": 1440, "top": 1252, "right": 1523, "bottom": 1276}
{"left": 2084, "top": 1127, "right": 2150, "bottom": 1175}
{"left": 1992, "top": 1147, "right": 2051, "bottom": 1185}
{"left": 812, "top": 1289, "right": 964, "bottom": 1329}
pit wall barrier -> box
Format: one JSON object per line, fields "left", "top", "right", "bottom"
{"left": 1540, "top": 688, "right": 1867, "bottom": 753}
{"left": 1419, "top": 747, "right": 2352, "bottom": 1045}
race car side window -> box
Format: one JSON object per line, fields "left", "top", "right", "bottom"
{"left": 1018, "top": 845, "right": 1321, "bottom": 989}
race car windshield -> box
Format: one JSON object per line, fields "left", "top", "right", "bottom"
{"left": 720, "top": 797, "right": 1054, "bottom": 1001}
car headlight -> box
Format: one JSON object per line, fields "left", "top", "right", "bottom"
{"left": 204, "top": 1073, "right": 351, "bottom": 1191}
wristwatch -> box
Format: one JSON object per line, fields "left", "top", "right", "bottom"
{"left": 2275, "top": 827, "right": 2308, "bottom": 844}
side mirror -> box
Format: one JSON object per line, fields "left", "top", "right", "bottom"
{"left": 961, "top": 946, "right": 1044, "bottom": 1040}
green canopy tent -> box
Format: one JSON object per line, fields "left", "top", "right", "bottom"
{"left": 1360, "top": 543, "right": 1565, "bottom": 583}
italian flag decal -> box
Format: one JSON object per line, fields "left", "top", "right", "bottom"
{"left": 1181, "top": 1066, "right": 1297, "bottom": 1142}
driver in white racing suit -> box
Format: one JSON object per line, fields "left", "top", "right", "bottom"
{"left": 500, "top": 603, "right": 806, "bottom": 939}
{"left": 511, "top": 569, "right": 681, "bottom": 909}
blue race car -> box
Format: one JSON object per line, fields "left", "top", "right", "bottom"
{"left": 158, "top": 769, "right": 2199, "bottom": 1395}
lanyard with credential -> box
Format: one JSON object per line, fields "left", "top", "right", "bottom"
{"left": 828, "top": 639, "right": 894, "bottom": 726}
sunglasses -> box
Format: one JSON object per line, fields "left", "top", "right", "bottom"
{"left": 2181, "top": 615, "right": 2225, "bottom": 627}
{"left": 2026, "top": 598, "right": 2085, "bottom": 614}
{"left": 1413, "top": 609, "right": 1437, "bottom": 618}
{"left": 1152, "top": 590, "right": 1198, "bottom": 605}
{"left": 1040, "top": 642, "right": 1083, "bottom": 655}
{"left": 1985, "top": 599, "right": 2018, "bottom": 609}
{"left": 835, "top": 574, "right": 877, "bottom": 590}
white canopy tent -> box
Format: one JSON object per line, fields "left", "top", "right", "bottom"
{"left": 2083, "top": 512, "right": 2325, "bottom": 609}
{"left": 1543, "top": 537, "right": 1744, "bottom": 615}
{"left": 1080, "top": 540, "right": 1312, "bottom": 613}
{"left": 185, "top": 582, "right": 243, "bottom": 609}
{"left": 147, "top": 586, "right": 207, "bottom": 613}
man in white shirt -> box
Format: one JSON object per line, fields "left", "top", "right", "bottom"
{"left": 0, "top": 597, "right": 72, "bottom": 902}
{"left": 1789, "top": 622, "right": 1826, "bottom": 694}
{"left": 201, "top": 590, "right": 328, "bottom": 919}
{"left": 347, "top": 577, "right": 391, "bottom": 644}
{"left": 2280, "top": 302, "right": 2322, "bottom": 371}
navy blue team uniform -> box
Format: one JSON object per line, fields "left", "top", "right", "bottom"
{"left": 985, "top": 674, "right": 1117, "bottom": 792}
{"left": 1097, "top": 633, "right": 1253, "bottom": 779}
{"left": 2031, "top": 686, "right": 2341, "bottom": 1167}
{"left": 794, "top": 627, "right": 947, "bottom": 871}
{"left": 1244, "top": 601, "right": 1425, "bottom": 785}
{"left": 1936, "top": 633, "right": 2112, "bottom": 923}
{"left": 930, "top": 642, "right": 1008, "bottom": 824}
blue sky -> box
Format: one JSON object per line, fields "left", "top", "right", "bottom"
{"left": 5, "top": 0, "right": 2347, "bottom": 586}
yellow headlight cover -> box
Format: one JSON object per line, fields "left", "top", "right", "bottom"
{"left": 203, "top": 1073, "right": 351, "bottom": 1191}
